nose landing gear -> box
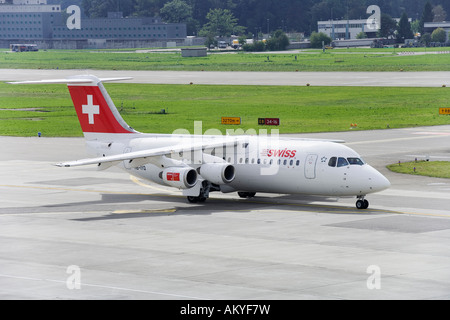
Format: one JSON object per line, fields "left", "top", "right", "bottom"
{"left": 356, "top": 196, "right": 369, "bottom": 209}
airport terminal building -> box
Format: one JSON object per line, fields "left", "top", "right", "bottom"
{"left": 0, "top": 0, "right": 187, "bottom": 48}
{"left": 317, "top": 19, "right": 379, "bottom": 40}
{"left": 319, "top": 18, "right": 449, "bottom": 43}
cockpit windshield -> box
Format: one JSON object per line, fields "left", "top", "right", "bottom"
{"left": 337, "top": 157, "right": 348, "bottom": 167}
{"left": 328, "top": 156, "right": 365, "bottom": 167}
{"left": 347, "top": 157, "right": 365, "bottom": 165}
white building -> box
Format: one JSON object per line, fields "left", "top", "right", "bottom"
{"left": 318, "top": 19, "right": 378, "bottom": 40}
{"left": 318, "top": 17, "right": 410, "bottom": 40}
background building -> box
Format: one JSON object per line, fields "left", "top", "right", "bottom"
{"left": 424, "top": 22, "right": 450, "bottom": 42}
{"left": 318, "top": 19, "right": 378, "bottom": 40}
{"left": 0, "top": 0, "right": 187, "bottom": 49}
{"left": 318, "top": 17, "right": 411, "bottom": 41}
{"left": 52, "top": 13, "right": 185, "bottom": 41}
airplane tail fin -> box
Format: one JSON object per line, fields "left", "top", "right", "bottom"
{"left": 67, "top": 75, "right": 138, "bottom": 136}
{"left": 9, "top": 75, "right": 139, "bottom": 138}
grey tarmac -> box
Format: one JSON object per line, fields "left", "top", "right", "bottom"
{"left": 1, "top": 69, "right": 450, "bottom": 87}
{"left": 1, "top": 70, "right": 450, "bottom": 299}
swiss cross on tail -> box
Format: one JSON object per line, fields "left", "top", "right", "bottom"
{"left": 82, "top": 95, "right": 99, "bottom": 124}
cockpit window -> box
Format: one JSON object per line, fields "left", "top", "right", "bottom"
{"left": 329, "top": 156, "right": 365, "bottom": 168}
{"left": 328, "top": 157, "right": 337, "bottom": 167}
{"left": 337, "top": 157, "right": 349, "bottom": 167}
{"left": 347, "top": 157, "right": 365, "bottom": 165}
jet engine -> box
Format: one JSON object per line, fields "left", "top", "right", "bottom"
{"left": 198, "top": 163, "right": 235, "bottom": 185}
{"left": 161, "top": 167, "right": 198, "bottom": 189}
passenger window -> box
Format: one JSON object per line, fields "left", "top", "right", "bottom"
{"left": 347, "top": 157, "right": 365, "bottom": 165}
{"left": 328, "top": 157, "right": 337, "bottom": 167}
{"left": 296, "top": 160, "right": 300, "bottom": 166}
{"left": 337, "top": 157, "right": 349, "bottom": 167}
{"left": 283, "top": 159, "right": 287, "bottom": 165}
{"left": 289, "top": 160, "right": 293, "bottom": 166}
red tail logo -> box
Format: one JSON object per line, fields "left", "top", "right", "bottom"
{"left": 68, "top": 85, "right": 135, "bottom": 134}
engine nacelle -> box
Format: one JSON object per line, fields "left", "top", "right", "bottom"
{"left": 198, "top": 163, "right": 235, "bottom": 185}
{"left": 161, "top": 167, "right": 198, "bottom": 189}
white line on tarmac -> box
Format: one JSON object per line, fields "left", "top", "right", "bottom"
{"left": 0, "top": 273, "right": 207, "bottom": 299}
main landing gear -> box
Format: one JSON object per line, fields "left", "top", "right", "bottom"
{"left": 187, "top": 196, "right": 207, "bottom": 203}
{"left": 356, "top": 196, "right": 369, "bottom": 209}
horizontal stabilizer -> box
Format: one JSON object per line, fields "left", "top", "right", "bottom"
{"left": 7, "top": 76, "right": 133, "bottom": 85}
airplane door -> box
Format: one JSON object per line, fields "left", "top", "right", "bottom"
{"left": 123, "top": 147, "right": 132, "bottom": 169}
{"left": 305, "top": 154, "right": 318, "bottom": 179}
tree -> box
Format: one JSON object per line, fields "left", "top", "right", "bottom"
{"left": 310, "top": 31, "right": 331, "bottom": 49}
{"left": 133, "top": 0, "right": 165, "bottom": 17}
{"left": 356, "top": 31, "right": 367, "bottom": 39}
{"left": 397, "top": 12, "right": 414, "bottom": 42}
{"left": 242, "top": 41, "right": 266, "bottom": 52}
{"left": 199, "top": 8, "right": 245, "bottom": 37}
{"left": 419, "top": 1, "right": 434, "bottom": 34}
{"left": 204, "top": 33, "right": 217, "bottom": 49}
{"left": 160, "top": 0, "right": 192, "bottom": 23}
{"left": 378, "top": 14, "right": 397, "bottom": 39}
{"left": 432, "top": 5, "right": 447, "bottom": 22}
{"left": 421, "top": 32, "right": 432, "bottom": 46}
{"left": 431, "top": 27, "right": 447, "bottom": 43}
{"left": 82, "top": 0, "right": 135, "bottom": 18}
{"left": 266, "top": 30, "right": 290, "bottom": 51}
{"left": 410, "top": 19, "right": 420, "bottom": 36}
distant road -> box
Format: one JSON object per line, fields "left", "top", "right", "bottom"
{"left": 2, "top": 69, "right": 450, "bottom": 87}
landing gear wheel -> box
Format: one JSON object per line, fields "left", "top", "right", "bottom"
{"left": 238, "top": 192, "right": 256, "bottom": 198}
{"left": 187, "top": 196, "right": 198, "bottom": 203}
{"left": 356, "top": 199, "right": 369, "bottom": 209}
{"left": 187, "top": 196, "right": 207, "bottom": 203}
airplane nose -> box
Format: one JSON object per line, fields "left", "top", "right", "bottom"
{"left": 369, "top": 167, "right": 391, "bottom": 193}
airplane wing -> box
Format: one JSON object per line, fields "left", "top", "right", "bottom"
{"left": 56, "top": 136, "right": 345, "bottom": 168}
{"left": 55, "top": 136, "right": 242, "bottom": 167}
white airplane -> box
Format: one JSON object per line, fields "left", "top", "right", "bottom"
{"left": 10, "top": 75, "right": 390, "bottom": 209}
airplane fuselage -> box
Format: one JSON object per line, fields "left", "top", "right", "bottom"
{"left": 86, "top": 133, "right": 390, "bottom": 198}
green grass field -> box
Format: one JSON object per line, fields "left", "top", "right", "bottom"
{"left": 1, "top": 82, "right": 449, "bottom": 137}
{"left": 2, "top": 48, "right": 450, "bottom": 71}
{"left": 387, "top": 161, "right": 450, "bottom": 179}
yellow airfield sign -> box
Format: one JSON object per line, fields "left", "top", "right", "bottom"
{"left": 221, "top": 117, "right": 241, "bottom": 125}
